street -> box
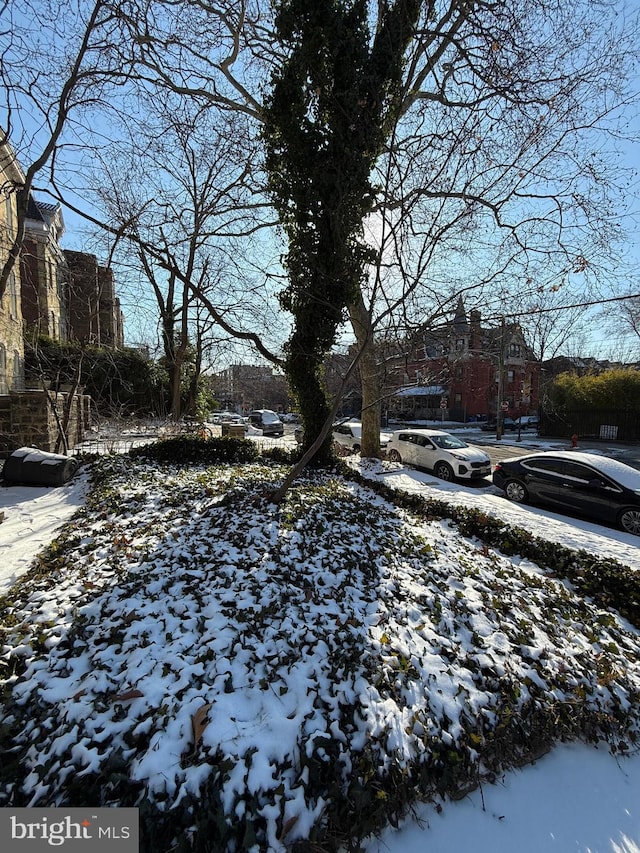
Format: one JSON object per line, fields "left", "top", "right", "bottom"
{"left": 462, "top": 428, "right": 640, "bottom": 472}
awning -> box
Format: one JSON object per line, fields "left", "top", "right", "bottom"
{"left": 394, "top": 385, "right": 447, "bottom": 397}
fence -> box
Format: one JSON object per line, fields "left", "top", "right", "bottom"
{"left": 542, "top": 408, "right": 640, "bottom": 442}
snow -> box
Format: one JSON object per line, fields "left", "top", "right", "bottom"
{"left": 0, "top": 474, "right": 88, "bottom": 592}
{"left": 370, "top": 742, "right": 640, "bottom": 853}
{"left": 499, "top": 449, "right": 640, "bottom": 491}
{"left": 1, "top": 435, "right": 640, "bottom": 852}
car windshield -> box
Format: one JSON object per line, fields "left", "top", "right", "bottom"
{"left": 261, "top": 411, "right": 280, "bottom": 423}
{"left": 430, "top": 435, "right": 468, "bottom": 450}
{"left": 587, "top": 456, "right": 640, "bottom": 491}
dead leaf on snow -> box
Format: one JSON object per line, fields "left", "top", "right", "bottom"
{"left": 278, "top": 814, "right": 299, "bottom": 841}
{"left": 192, "top": 702, "right": 212, "bottom": 754}
{"left": 112, "top": 688, "right": 144, "bottom": 702}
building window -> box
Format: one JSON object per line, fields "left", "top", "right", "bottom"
{"left": 509, "top": 343, "right": 522, "bottom": 357}
{"left": 0, "top": 344, "right": 6, "bottom": 393}
{"left": 13, "top": 350, "right": 24, "bottom": 390}
{"left": 455, "top": 338, "right": 465, "bottom": 351}
{"left": 456, "top": 366, "right": 463, "bottom": 379}
{"left": 454, "top": 392, "right": 462, "bottom": 406}
{"left": 8, "top": 271, "right": 18, "bottom": 319}
{"left": 507, "top": 370, "right": 515, "bottom": 383}
{"left": 5, "top": 194, "right": 13, "bottom": 233}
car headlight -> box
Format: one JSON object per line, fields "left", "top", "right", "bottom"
{"left": 451, "top": 453, "right": 467, "bottom": 460}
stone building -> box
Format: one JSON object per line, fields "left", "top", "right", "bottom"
{"left": 0, "top": 136, "right": 125, "bottom": 456}
{"left": 20, "top": 194, "right": 68, "bottom": 342}
{"left": 212, "top": 363, "right": 291, "bottom": 413}
{"left": 0, "top": 137, "right": 25, "bottom": 394}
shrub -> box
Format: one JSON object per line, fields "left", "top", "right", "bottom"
{"left": 260, "top": 445, "right": 303, "bottom": 464}
{"left": 129, "top": 435, "right": 259, "bottom": 465}
{"left": 343, "top": 463, "right": 640, "bottom": 628}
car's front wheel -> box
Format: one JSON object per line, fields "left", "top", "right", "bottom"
{"left": 619, "top": 508, "right": 640, "bottom": 535}
{"left": 434, "top": 461, "right": 454, "bottom": 481}
{"left": 388, "top": 449, "right": 402, "bottom": 463}
{"left": 504, "top": 479, "right": 528, "bottom": 503}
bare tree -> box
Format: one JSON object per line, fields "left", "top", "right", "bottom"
{"left": 2, "top": 0, "right": 638, "bottom": 463}
{"left": 85, "top": 95, "right": 284, "bottom": 418}
{"left": 0, "top": 0, "right": 162, "bottom": 299}
{"left": 339, "top": 0, "right": 640, "bottom": 454}
{"left": 599, "top": 289, "right": 640, "bottom": 360}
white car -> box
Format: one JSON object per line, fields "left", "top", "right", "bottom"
{"left": 332, "top": 420, "right": 393, "bottom": 453}
{"left": 386, "top": 429, "right": 491, "bottom": 481}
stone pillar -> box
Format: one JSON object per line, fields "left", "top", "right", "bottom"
{"left": 0, "top": 390, "right": 90, "bottom": 456}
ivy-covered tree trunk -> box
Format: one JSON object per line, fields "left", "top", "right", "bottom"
{"left": 263, "top": 0, "right": 423, "bottom": 464}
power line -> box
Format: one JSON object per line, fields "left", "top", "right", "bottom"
{"left": 484, "top": 292, "right": 640, "bottom": 324}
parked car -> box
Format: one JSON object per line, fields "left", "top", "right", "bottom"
{"left": 492, "top": 451, "right": 640, "bottom": 534}
{"left": 517, "top": 415, "right": 539, "bottom": 430}
{"left": 386, "top": 429, "right": 491, "bottom": 481}
{"left": 209, "top": 410, "right": 244, "bottom": 425}
{"left": 332, "top": 420, "right": 393, "bottom": 453}
{"left": 480, "top": 418, "right": 518, "bottom": 432}
{"left": 248, "top": 409, "right": 284, "bottom": 436}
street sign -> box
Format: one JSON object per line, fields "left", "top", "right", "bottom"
{"left": 440, "top": 399, "right": 448, "bottom": 409}
{"left": 501, "top": 401, "right": 509, "bottom": 411}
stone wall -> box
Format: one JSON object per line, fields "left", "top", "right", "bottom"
{"left": 0, "top": 389, "right": 91, "bottom": 457}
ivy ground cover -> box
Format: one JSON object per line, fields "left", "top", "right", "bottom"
{"left": 1, "top": 455, "right": 639, "bottom": 851}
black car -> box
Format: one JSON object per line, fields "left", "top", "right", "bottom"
{"left": 492, "top": 451, "right": 640, "bottom": 534}
{"left": 480, "top": 418, "right": 518, "bottom": 432}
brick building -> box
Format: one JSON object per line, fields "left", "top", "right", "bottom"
{"left": 64, "top": 250, "right": 124, "bottom": 348}
{"left": 211, "top": 363, "right": 291, "bottom": 413}
{"left": 387, "top": 299, "right": 540, "bottom": 422}
{"left": 19, "top": 196, "right": 124, "bottom": 350}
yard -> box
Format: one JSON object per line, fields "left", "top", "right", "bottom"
{"left": 1, "top": 436, "right": 639, "bottom": 851}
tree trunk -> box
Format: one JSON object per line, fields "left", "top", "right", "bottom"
{"left": 349, "top": 296, "right": 382, "bottom": 458}
{"left": 171, "top": 347, "right": 185, "bottom": 421}
{"left": 285, "top": 319, "right": 333, "bottom": 465}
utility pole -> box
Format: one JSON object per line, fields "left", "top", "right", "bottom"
{"left": 496, "top": 317, "right": 506, "bottom": 441}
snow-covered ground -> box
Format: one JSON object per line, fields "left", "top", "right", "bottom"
{"left": 1, "top": 436, "right": 639, "bottom": 852}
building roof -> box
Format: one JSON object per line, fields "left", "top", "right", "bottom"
{"left": 23, "top": 192, "right": 65, "bottom": 240}
{"left": 395, "top": 385, "right": 447, "bottom": 397}
{"left": 24, "top": 192, "right": 46, "bottom": 222}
